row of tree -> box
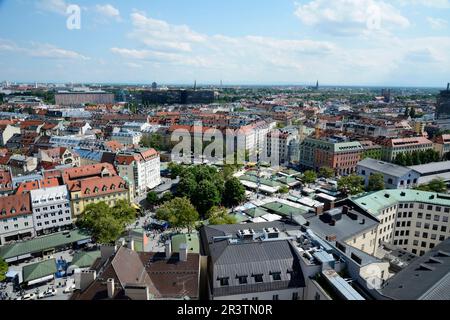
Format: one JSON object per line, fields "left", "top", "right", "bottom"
{"left": 393, "top": 149, "right": 440, "bottom": 166}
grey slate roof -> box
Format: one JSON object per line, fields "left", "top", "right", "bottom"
{"left": 306, "top": 207, "right": 378, "bottom": 242}
{"left": 358, "top": 158, "right": 416, "bottom": 178}
{"left": 380, "top": 238, "right": 450, "bottom": 300}
{"left": 200, "top": 221, "right": 305, "bottom": 298}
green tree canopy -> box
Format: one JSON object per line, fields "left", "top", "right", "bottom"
{"left": 318, "top": 167, "right": 334, "bottom": 179}
{"left": 338, "top": 174, "right": 365, "bottom": 195}
{"left": 0, "top": 257, "right": 7, "bottom": 282}
{"left": 168, "top": 162, "right": 185, "bottom": 179}
{"left": 416, "top": 179, "right": 447, "bottom": 193}
{"left": 223, "top": 177, "right": 246, "bottom": 207}
{"left": 155, "top": 197, "right": 199, "bottom": 232}
{"left": 207, "top": 206, "right": 238, "bottom": 225}
{"left": 146, "top": 191, "right": 159, "bottom": 207}
{"left": 278, "top": 185, "right": 289, "bottom": 194}
{"left": 367, "top": 173, "right": 385, "bottom": 191}
{"left": 193, "top": 180, "right": 221, "bottom": 216}
{"left": 302, "top": 170, "right": 317, "bottom": 184}
{"left": 76, "top": 201, "right": 136, "bottom": 244}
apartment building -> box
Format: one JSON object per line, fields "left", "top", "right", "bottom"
{"left": 115, "top": 148, "right": 161, "bottom": 196}
{"left": 300, "top": 137, "right": 363, "bottom": 175}
{"left": 37, "top": 147, "right": 81, "bottom": 167}
{"left": 381, "top": 137, "right": 433, "bottom": 162}
{"left": 351, "top": 190, "right": 450, "bottom": 256}
{"left": 61, "top": 163, "right": 133, "bottom": 216}
{"left": 30, "top": 185, "right": 73, "bottom": 235}
{"left": 0, "top": 124, "right": 21, "bottom": 146}
{"left": 433, "top": 134, "right": 450, "bottom": 158}
{"left": 0, "top": 193, "right": 35, "bottom": 245}
{"left": 111, "top": 129, "right": 142, "bottom": 146}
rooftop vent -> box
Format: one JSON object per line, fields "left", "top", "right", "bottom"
{"left": 263, "top": 227, "right": 280, "bottom": 239}
{"left": 384, "top": 193, "right": 390, "bottom": 198}
{"left": 237, "top": 229, "right": 255, "bottom": 240}
{"left": 400, "top": 192, "right": 406, "bottom": 197}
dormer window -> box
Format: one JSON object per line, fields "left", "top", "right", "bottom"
{"left": 270, "top": 272, "right": 282, "bottom": 281}
{"left": 111, "top": 184, "right": 116, "bottom": 190}
{"left": 94, "top": 187, "right": 99, "bottom": 193}
{"left": 218, "top": 277, "right": 229, "bottom": 286}
{"left": 10, "top": 208, "right": 16, "bottom": 214}
{"left": 102, "top": 185, "right": 108, "bottom": 192}
{"left": 236, "top": 275, "right": 248, "bottom": 285}
{"left": 253, "top": 274, "right": 264, "bottom": 283}
{"left": 85, "top": 188, "right": 91, "bottom": 195}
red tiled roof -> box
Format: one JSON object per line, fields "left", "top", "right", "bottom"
{"left": 62, "top": 163, "right": 118, "bottom": 182}
{"left": 16, "top": 178, "right": 60, "bottom": 193}
{"left": 0, "top": 193, "right": 32, "bottom": 219}
{"left": 0, "top": 169, "right": 12, "bottom": 192}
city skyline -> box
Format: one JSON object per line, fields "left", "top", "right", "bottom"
{"left": 1, "top": 0, "right": 450, "bottom": 86}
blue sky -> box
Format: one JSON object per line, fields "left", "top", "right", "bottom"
{"left": 0, "top": 0, "right": 450, "bottom": 86}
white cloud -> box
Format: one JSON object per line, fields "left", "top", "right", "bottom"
{"left": 294, "top": 0, "right": 410, "bottom": 36}
{"left": 95, "top": 4, "right": 121, "bottom": 21}
{"left": 396, "top": 0, "right": 450, "bottom": 8}
{"left": 0, "top": 39, "right": 89, "bottom": 60}
{"left": 128, "top": 12, "right": 206, "bottom": 52}
{"left": 427, "top": 17, "right": 448, "bottom": 29}
{"left": 36, "top": 0, "right": 68, "bottom": 15}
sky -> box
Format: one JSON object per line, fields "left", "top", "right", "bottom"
{"left": 0, "top": 0, "right": 450, "bottom": 87}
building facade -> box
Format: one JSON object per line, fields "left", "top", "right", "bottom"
{"left": 381, "top": 137, "right": 433, "bottom": 162}
{"left": 0, "top": 193, "right": 35, "bottom": 245}
{"left": 30, "top": 185, "right": 73, "bottom": 235}
{"left": 115, "top": 148, "right": 161, "bottom": 196}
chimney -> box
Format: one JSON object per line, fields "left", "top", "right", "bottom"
{"left": 107, "top": 278, "right": 115, "bottom": 299}
{"left": 79, "top": 270, "right": 97, "bottom": 291}
{"left": 179, "top": 243, "right": 188, "bottom": 262}
{"left": 100, "top": 244, "right": 117, "bottom": 262}
{"left": 165, "top": 240, "right": 172, "bottom": 259}
{"left": 129, "top": 239, "right": 135, "bottom": 251}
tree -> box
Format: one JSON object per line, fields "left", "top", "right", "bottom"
{"left": 0, "top": 257, "right": 7, "bottom": 282}
{"left": 338, "top": 174, "right": 364, "bottom": 195}
{"left": 146, "top": 191, "right": 159, "bottom": 207}
{"left": 223, "top": 177, "right": 246, "bottom": 207}
{"left": 193, "top": 180, "right": 221, "bottom": 216}
{"left": 278, "top": 185, "right": 289, "bottom": 194}
{"left": 416, "top": 179, "right": 447, "bottom": 193}
{"left": 207, "top": 206, "right": 238, "bottom": 225}
{"left": 168, "top": 162, "right": 185, "bottom": 179}
{"left": 394, "top": 152, "right": 406, "bottom": 166}
{"left": 222, "top": 165, "right": 236, "bottom": 181}
{"left": 176, "top": 172, "right": 197, "bottom": 198}
{"left": 409, "top": 106, "right": 416, "bottom": 118}
{"left": 319, "top": 167, "right": 334, "bottom": 179}
{"left": 159, "top": 192, "right": 174, "bottom": 204}
{"left": 76, "top": 201, "right": 136, "bottom": 244}
{"left": 302, "top": 170, "right": 317, "bottom": 184}
{"left": 411, "top": 151, "right": 421, "bottom": 165}
{"left": 367, "top": 173, "right": 385, "bottom": 191}
{"left": 156, "top": 197, "right": 199, "bottom": 232}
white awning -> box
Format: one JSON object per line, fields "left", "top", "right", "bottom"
{"left": 27, "top": 275, "right": 54, "bottom": 286}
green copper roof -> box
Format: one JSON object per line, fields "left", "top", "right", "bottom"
{"left": 239, "top": 174, "right": 283, "bottom": 188}
{"left": 70, "top": 251, "right": 101, "bottom": 268}
{"left": 171, "top": 233, "right": 199, "bottom": 254}
{"left": 0, "top": 229, "right": 92, "bottom": 260}
{"left": 352, "top": 189, "right": 450, "bottom": 217}
{"left": 261, "top": 201, "right": 308, "bottom": 217}
{"left": 22, "top": 258, "right": 57, "bottom": 283}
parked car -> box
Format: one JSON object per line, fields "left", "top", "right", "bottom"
{"left": 38, "top": 288, "right": 57, "bottom": 299}
{"left": 21, "top": 293, "right": 37, "bottom": 300}
{"left": 63, "top": 284, "right": 75, "bottom": 293}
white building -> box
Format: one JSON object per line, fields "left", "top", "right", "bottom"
{"left": 50, "top": 135, "right": 96, "bottom": 148}
{"left": 357, "top": 158, "right": 421, "bottom": 189}
{"left": 30, "top": 185, "right": 73, "bottom": 235}
{"left": 115, "top": 148, "right": 161, "bottom": 196}
{"left": 111, "top": 130, "right": 142, "bottom": 146}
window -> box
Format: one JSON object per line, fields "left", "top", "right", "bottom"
{"left": 441, "top": 226, "right": 447, "bottom": 232}
{"left": 315, "top": 293, "right": 321, "bottom": 300}
{"left": 431, "top": 234, "right": 437, "bottom": 240}
{"left": 427, "top": 205, "right": 433, "bottom": 211}
{"left": 426, "top": 214, "right": 431, "bottom": 220}
{"left": 252, "top": 297, "right": 258, "bottom": 300}
{"left": 423, "top": 232, "right": 428, "bottom": 238}
{"left": 432, "top": 225, "right": 438, "bottom": 231}
{"left": 292, "top": 292, "right": 299, "bottom": 300}
{"left": 419, "top": 204, "right": 424, "bottom": 209}
{"left": 272, "top": 295, "right": 279, "bottom": 300}
{"left": 237, "top": 276, "right": 247, "bottom": 285}
{"left": 409, "top": 204, "right": 414, "bottom": 208}
{"left": 424, "top": 223, "right": 430, "bottom": 230}
{"left": 408, "top": 212, "right": 412, "bottom": 218}
{"left": 271, "top": 272, "right": 282, "bottom": 281}
{"left": 253, "top": 274, "right": 264, "bottom": 283}
{"left": 444, "top": 208, "right": 450, "bottom": 213}
{"left": 417, "top": 212, "right": 423, "bottom": 218}
{"left": 444, "top": 216, "right": 449, "bottom": 223}
{"left": 413, "top": 240, "right": 419, "bottom": 246}
{"left": 436, "top": 206, "right": 441, "bottom": 212}
{"left": 421, "top": 242, "right": 427, "bottom": 248}
{"left": 416, "top": 222, "right": 421, "bottom": 228}
{"left": 412, "top": 249, "right": 417, "bottom": 254}
{"left": 219, "top": 278, "right": 229, "bottom": 286}
{"left": 440, "top": 236, "right": 445, "bottom": 241}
